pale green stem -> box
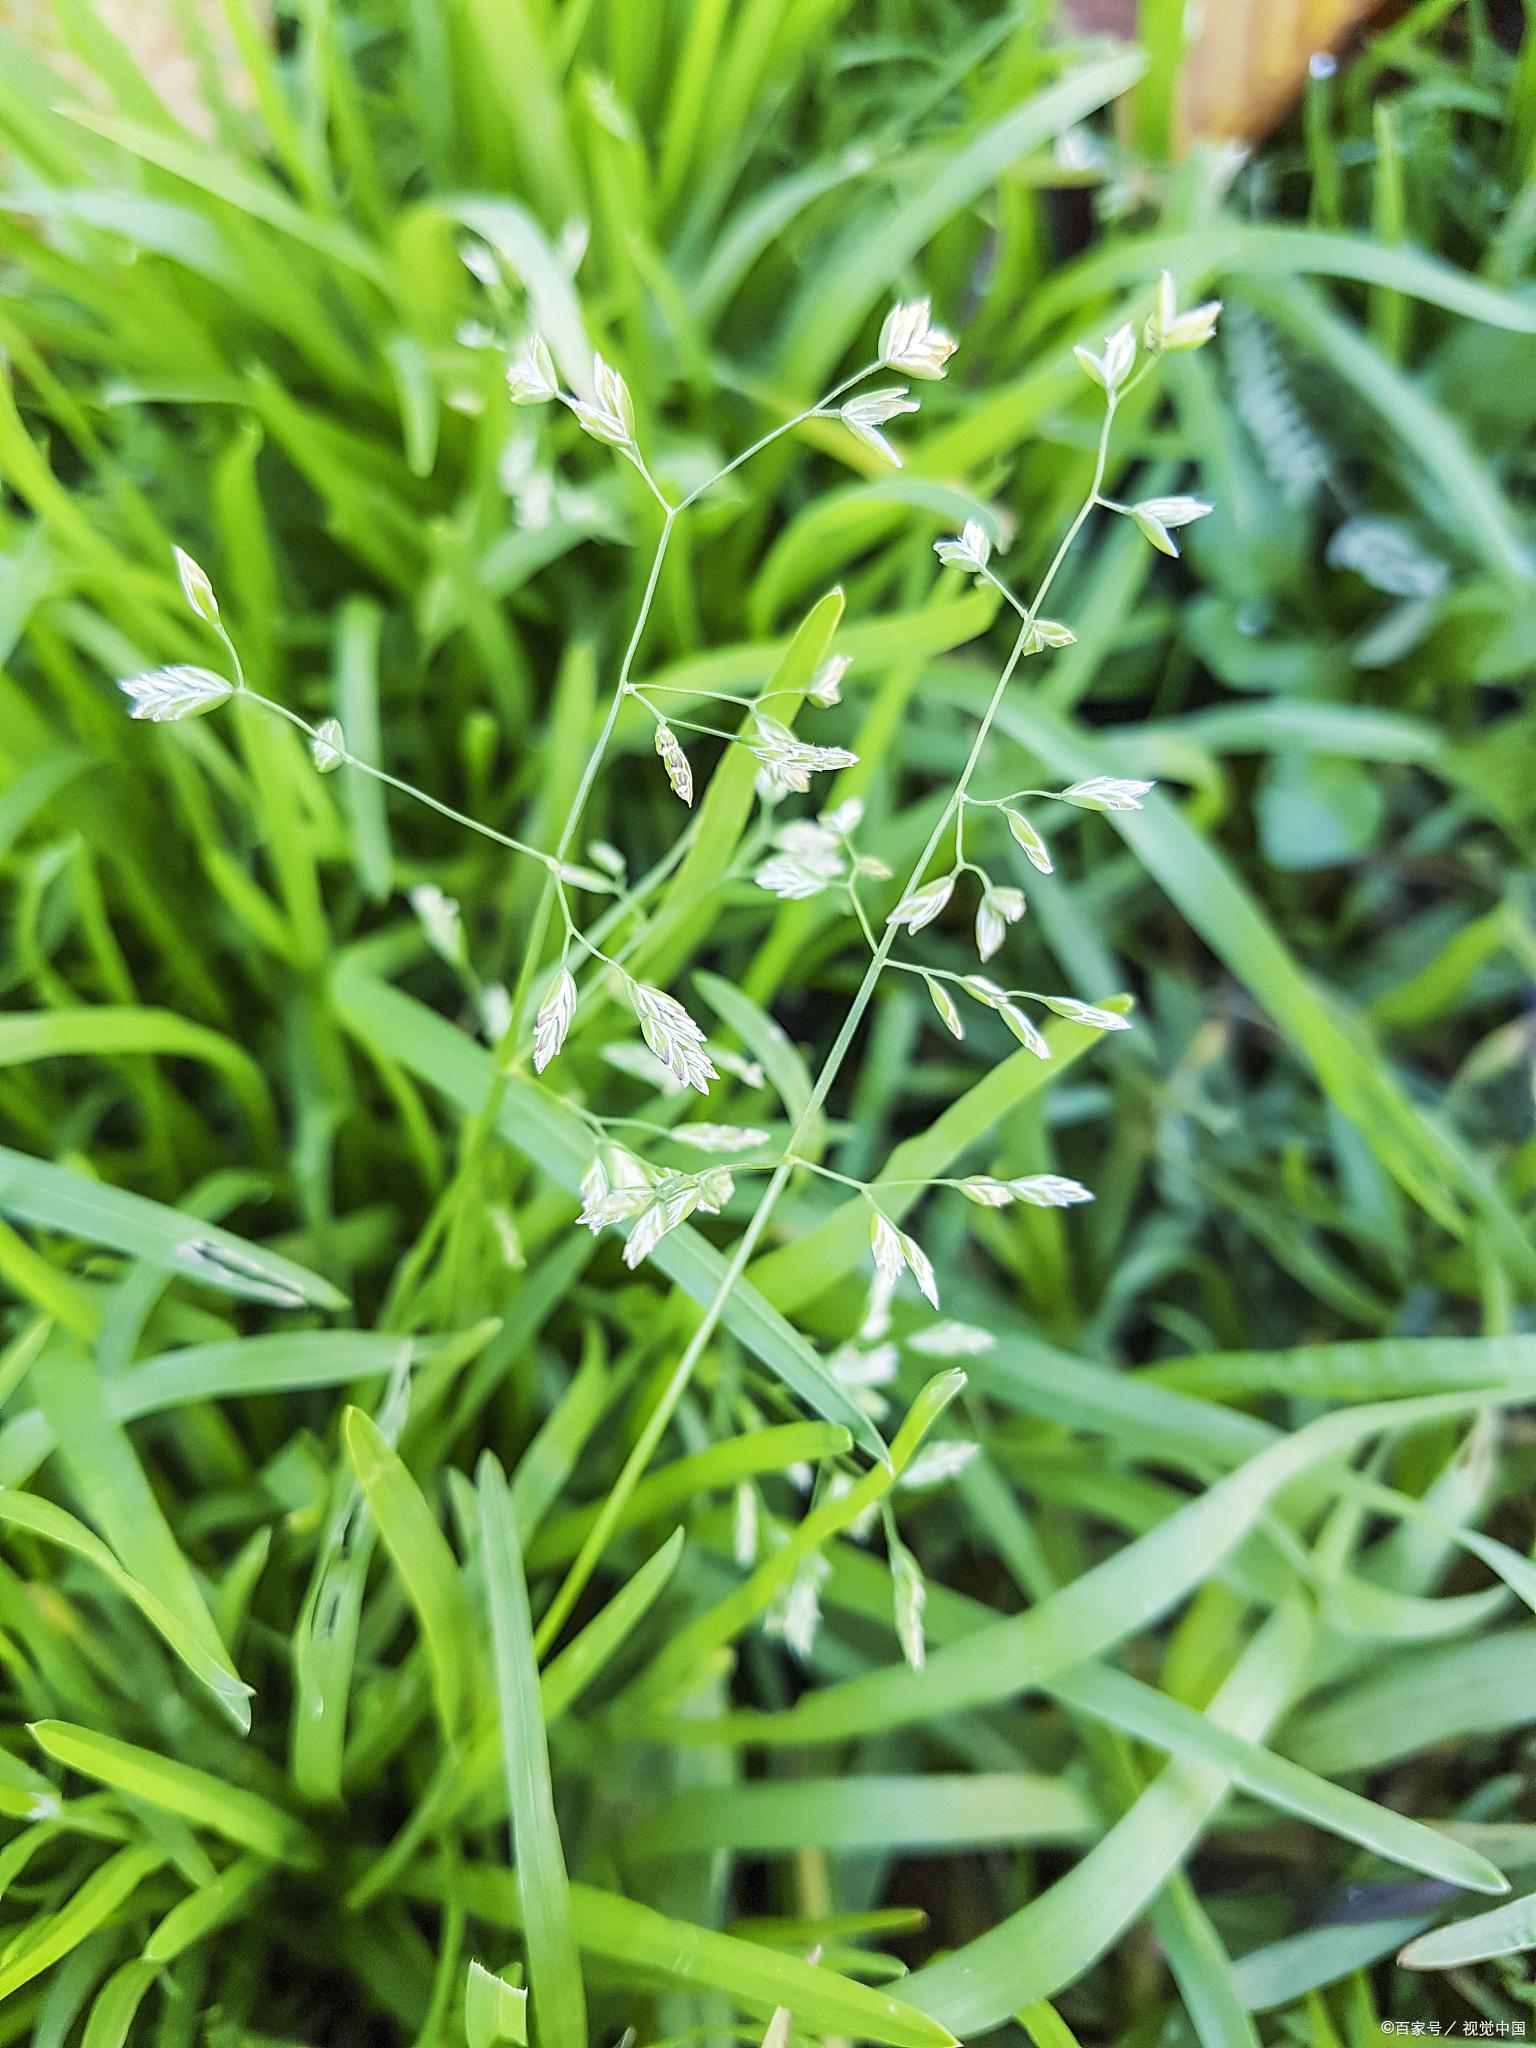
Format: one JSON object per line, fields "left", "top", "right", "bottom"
{"left": 673, "top": 364, "right": 877, "bottom": 513}
{"left": 240, "top": 692, "right": 555, "bottom": 871}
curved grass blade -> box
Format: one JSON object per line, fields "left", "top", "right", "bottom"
{"left": 0, "top": 1489, "right": 252, "bottom": 1728}
{"left": 405, "top": 1863, "right": 958, "bottom": 2048}
{"left": 1048, "top": 1662, "right": 1505, "bottom": 1896}
{"left": 30, "top": 1722, "right": 317, "bottom": 1865}
{"left": 0, "top": 1008, "right": 275, "bottom": 1149}
{"left": 527, "top": 1422, "right": 851, "bottom": 1570}
{"left": 1400, "top": 1887, "right": 1536, "bottom": 1970}
{"left": 0, "top": 1842, "right": 163, "bottom": 2002}
{"left": 0, "top": 1142, "right": 346, "bottom": 1311}
{"left": 79, "top": 1958, "right": 159, "bottom": 2048}
{"left": 33, "top": 1343, "right": 247, "bottom": 1732}
{"left": 344, "top": 1407, "right": 473, "bottom": 1738}
{"left": 902, "top": 1608, "right": 1308, "bottom": 2033}
{"left": 693, "top": 1391, "right": 1522, "bottom": 1748}
{"left": 540, "top": 1527, "right": 685, "bottom": 1721}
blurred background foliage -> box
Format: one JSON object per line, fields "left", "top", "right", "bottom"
{"left": 0, "top": 0, "right": 1535, "bottom": 2042}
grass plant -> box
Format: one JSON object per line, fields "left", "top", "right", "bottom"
{"left": 0, "top": 4, "right": 1535, "bottom": 2044}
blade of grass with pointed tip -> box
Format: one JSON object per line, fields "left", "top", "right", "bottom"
{"left": 0, "top": 1487, "right": 252, "bottom": 1727}
{"left": 476, "top": 1454, "right": 587, "bottom": 2048}
{"left": 1048, "top": 1662, "right": 1506, "bottom": 1896}
{"left": 1399, "top": 1887, "right": 1536, "bottom": 1970}
{"left": 540, "top": 1528, "right": 685, "bottom": 1722}
{"left": 30, "top": 1721, "right": 316, "bottom": 1865}
{"left": 80, "top": 1957, "right": 158, "bottom": 2048}
{"left": 404, "top": 1863, "right": 957, "bottom": 2048}
{"left": 344, "top": 1407, "right": 473, "bottom": 1738}
{"left": 142, "top": 1855, "right": 268, "bottom": 1963}
{"left": 527, "top": 1422, "right": 851, "bottom": 1570}
{"left": 0, "top": 1842, "right": 163, "bottom": 2001}
{"left": 1232, "top": 1915, "right": 1432, "bottom": 2012}
{"left": 0, "top": 1141, "right": 346, "bottom": 1310}
{"left": 687, "top": 1390, "right": 1521, "bottom": 1748}
{"left": 32, "top": 1343, "right": 246, "bottom": 1731}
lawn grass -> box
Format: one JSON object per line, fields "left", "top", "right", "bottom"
{"left": 1, "top": 3, "right": 1535, "bottom": 2043}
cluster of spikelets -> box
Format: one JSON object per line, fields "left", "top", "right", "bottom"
{"left": 116, "top": 268, "right": 1220, "bottom": 1352}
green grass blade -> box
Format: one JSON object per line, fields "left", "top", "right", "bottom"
{"left": 626, "top": 1772, "right": 1096, "bottom": 1858}
{"left": 1399, "top": 1887, "right": 1536, "bottom": 1970}
{"left": 476, "top": 1453, "right": 587, "bottom": 2048}
{"left": 1049, "top": 1662, "right": 1506, "bottom": 1895}
{"left": 32, "top": 1343, "right": 246, "bottom": 1727}
{"left": 30, "top": 1721, "right": 317, "bottom": 1865}
{"left": 540, "top": 1527, "right": 685, "bottom": 1721}
{"left": 0, "top": 1142, "right": 346, "bottom": 1311}
{"left": 0, "top": 1487, "right": 252, "bottom": 1726}
{"left": 903, "top": 1609, "right": 1309, "bottom": 2033}
{"left": 0, "top": 1842, "right": 163, "bottom": 2001}
{"left": 344, "top": 1406, "right": 473, "bottom": 1738}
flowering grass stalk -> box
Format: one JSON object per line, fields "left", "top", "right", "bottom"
{"left": 118, "top": 280, "right": 1221, "bottom": 1665}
